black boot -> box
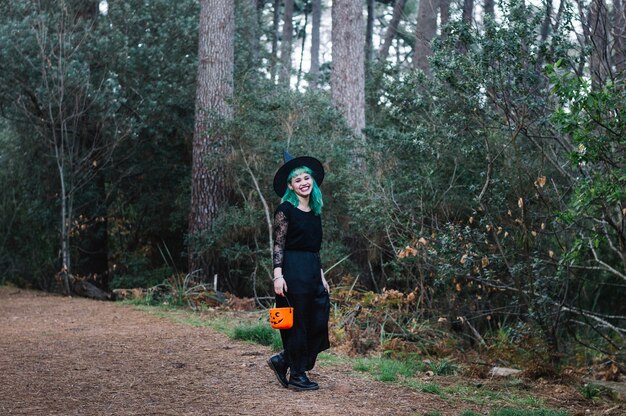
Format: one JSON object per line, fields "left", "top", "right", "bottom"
{"left": 288, "top": 373, "right": 319, "bottom": 391}
{"left": 267, "top": 352, "right": 289, "bottom": 388}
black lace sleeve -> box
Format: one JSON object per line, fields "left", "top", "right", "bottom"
{"left": 272, "top": 209, "right": 288, "bottom": 269}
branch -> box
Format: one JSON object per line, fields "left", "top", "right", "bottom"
{"left": 588, "top": 238, "right": 626, "bottom": 281}
{"left": 240, "top": 147, "right": 273, "bottom": 255}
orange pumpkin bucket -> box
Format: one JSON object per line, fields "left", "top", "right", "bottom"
{"left": 269, "top": 306, "right": 293, "bottom": 329}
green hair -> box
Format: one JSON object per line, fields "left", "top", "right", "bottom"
{"left": 282, "top": 166, "right": 323, "bottom": 215}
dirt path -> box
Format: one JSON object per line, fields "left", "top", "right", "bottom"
{"left": 0, "top": 288, "right": 464, "bottom": 416}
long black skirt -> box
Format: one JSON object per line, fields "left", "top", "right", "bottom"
{"left": 276, "top": 250, "right": 330, "bottom": 374}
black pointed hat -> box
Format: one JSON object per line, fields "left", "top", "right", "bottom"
{"left": 273, "top": 150, "right": 325, "bottom": 197}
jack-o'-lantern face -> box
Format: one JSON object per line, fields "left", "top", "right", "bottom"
{"left": 269, "top": 307, "right": 293, "bottom": 329}
{"left": 270, "top": 309, "right": 284, "bottom": 325}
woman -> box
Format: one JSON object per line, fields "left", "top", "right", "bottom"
{"left": 267, "top": 150, "right": 330, "bottom": 391}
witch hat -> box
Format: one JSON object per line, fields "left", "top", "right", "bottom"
{"left": 272, "top": 150, "right": 325, "bottom": 197}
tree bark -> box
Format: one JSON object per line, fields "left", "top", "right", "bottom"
{"left": 270, "top": 0, "right": 280, "bottom": 82}
{"left": 296, "top": 4, "right": 309, "bottom": 89}
{"left": 440, "top": 0, "right": 450, "bottom": 32}
{"left": 279, "top": 0, "right": 294, "bottom": 85}
{"left": 484, "top": 0, "right": 494, "bottom": 18}
{"left": 613, "top": 0, "right": 626, "bottom": 73}
{"left": 379, "top": 0, "right": 406, "bottom": 64}
{"left": 189, "top": 0, "right": 234, "bottom": 280}
{"left": 589, "top": 0, "right": 610, "bottom": 88}
{"left": 309, "top": 0, "right": 321, "bottom": 88}
{"left": 540, "top": 0, "right": 553, "bottom": 44}
{"left": 366, "top": 0, "right": 375, "bottom": 65}
{"left": 462, "top": 0, "right": 474, "bottom": 23}
{"left": 332, "top": 0, "right": 366, "bottom": 139}
{"left": 414, "top": 0, "right": 438, "bottom": 74}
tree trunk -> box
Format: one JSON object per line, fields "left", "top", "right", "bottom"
{"left": 238, "top": 0, "right": 261, "bottom": 75}
{"left": 440, "top": 0, "right": 450, "bottom": 33}
{"left": 296, "top": 5, "right": 309, "bottom": 89}
{"left": 540, "top": 0, "right": 553, "bottom": 44}
{"left": 613, "top": 0, "right": 626, "bottom": 73}
{"left": 414, "top": 0, "right": 438, "bottom": 74}
{"left": 589, "top": 0, "right": 610, "bottom": 88}
{"left": 189, "top": 0, "right": 235, "bottom": 280}
{"left": 76, "top": 172, "right": 109, "bottom": 290}
{"left": 309, "top": 0, "right": 321, "bottom": 88}
{"left": 332, "top": 0, "right": 366, "bottom": 139}
{"left": 484, "top": 0, "right": 494, "bottom": 18}
{"left": 270, "top": 0, "right": 280, "bottom": 82}
{"left": 462, "top": 0, "right": 474, "bottom": 23}
{"left": 366, "top": 0, "right": 375, "bottom": 65}
{"left": 379, "top": 0, "right": 406, "bottom": 64}
{"left": 59, "top": 163, "right": 72, "bottom": 295}
{"left": 279, "top": 0, "right": 294, "bottom": 85}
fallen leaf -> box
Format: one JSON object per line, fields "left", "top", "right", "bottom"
{"left": 535, "top": 176, "right": 547, "bottom": 188}
{"left": 398, "top": 246, "right": 418, "bottom": 258}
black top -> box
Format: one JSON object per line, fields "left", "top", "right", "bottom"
{"left": 272, "top": 201, "right": 322, "bottom": 269}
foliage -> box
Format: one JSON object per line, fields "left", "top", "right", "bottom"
{"left": 232, "top": 323, "right": 281, "bottom": 349}
{"left": 0, "top": 124, "right": 58, "bottom": 288}
{"left": 351, "top": 0, "right": 625, "bottom": 369}
{"left": 579, "top": 382, "right": 601, "bottom": 400}
{"left": 547, "top": 63, "right": 626, "bottom": 356}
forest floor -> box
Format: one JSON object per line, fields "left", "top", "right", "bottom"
{"left": 0, "top": 287, "right": 622, "bottom": 416}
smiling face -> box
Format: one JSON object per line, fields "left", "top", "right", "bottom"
{"left": 288, "top": 172, "right": 314, "bottom": 198}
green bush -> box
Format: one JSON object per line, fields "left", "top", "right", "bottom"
{"left": 429, "top": 358, "right": 458, "bottom": 376}
{"left": 232, "top": 324, "right": 281, "bottom": 348}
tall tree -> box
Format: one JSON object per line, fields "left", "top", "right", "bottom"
{"left": 484, "top": 0, "right": 494, "bottom": 18}
{"left": 379, "top": 0, "right": 406, "bottom": 64}
{"left": 332, "top": 0, "right": 366, "bottom": 138}
{"left": 189, "top": 0, "right": 235, "bottom": 279}
{"left": 309, "top": 0, "right": 322, "bottom": 88}
{"left": 296, "top": 2, "right": 310, "bottom": 89}
{"left": 271, "top": 0, "right": 281, "bottom": 82}
{"left": 462, "top": 0, "right": 474, "bottom": 23}
{"left": 414, "top": 0, "right": 438, "bottom": 74}
{"left": 366, "top": 0, "right": 375, "bottom": 66}
{"left": 612, "top": 0, "right": 626, "bottom": 74}
{"left": 279, "top": 0, "right": 295, "bottom": 85}
{"left": 440, "top": 0, "right": 451, "bottom": 33}
{"left": 589, "top": 0, "right": 610, "bottom": 88}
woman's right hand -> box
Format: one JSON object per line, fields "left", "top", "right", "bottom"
{"left": 274, "top": 277, "right": 288, "bottom": 297}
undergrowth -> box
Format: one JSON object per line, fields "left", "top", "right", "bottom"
{"left": 232, "top": 324, "right": 282, "bottom": 350}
